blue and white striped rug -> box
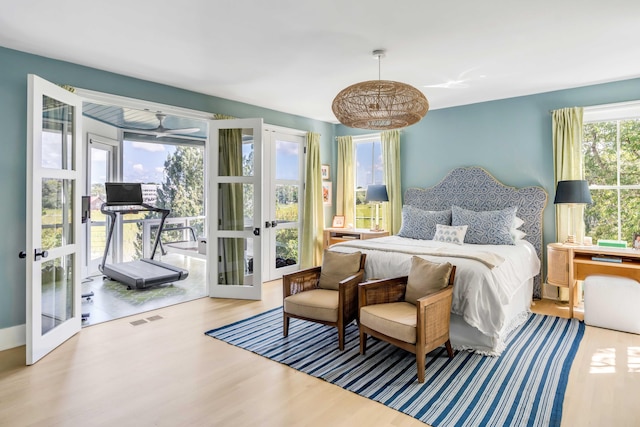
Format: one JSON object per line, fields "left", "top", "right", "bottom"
{"left": 205, "top": 308, "right": 584, "bottom": 427}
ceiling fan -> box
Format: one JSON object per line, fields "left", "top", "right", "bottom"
{"left": 147, "top": 113, "right": 201, "bottom": 137}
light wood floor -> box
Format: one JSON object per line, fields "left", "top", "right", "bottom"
{"left": 1, "top": 282, "right": 639, "bottom": 427}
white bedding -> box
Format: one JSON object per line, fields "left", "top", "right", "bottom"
{"left": 329, "top": 235, "right": 540, "bottom": 351}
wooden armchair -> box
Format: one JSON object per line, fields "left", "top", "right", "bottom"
{"left": 283, "top": 252, "right": 366, "bottom": 350}
{"left": 358, "top": 264, "right": 456, "bottom": 383}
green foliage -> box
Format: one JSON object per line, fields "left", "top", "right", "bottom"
{"left": 583, "top": 119, "right": 640, "bottom": 243}
{"left": 135, "top": 146, "right": 205, "bottom": 258}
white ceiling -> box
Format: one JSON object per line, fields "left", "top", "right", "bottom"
{"left": 2, "top": 0, "right": 639, "bottom": 124}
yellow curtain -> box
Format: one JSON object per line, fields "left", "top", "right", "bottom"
{"left": 381, "top": 130, "right": 402, "bottom": 234}
{"left": 301, "top": 132, "right": 323, "bottom": 268}
{"left": 552, "top": 107, "right": 585, "bottom": 243}
{"left": 216, "top": 113, "right": 244, "bottom": 285}
{"left": 336, "top": 136, "right": 355, "bottom": 228}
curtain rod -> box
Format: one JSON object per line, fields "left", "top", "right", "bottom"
{"left": 334, "top": 130, "right": 402, "bottom": 141}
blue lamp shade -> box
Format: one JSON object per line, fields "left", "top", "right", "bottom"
{"left": 365, "top": 185, "right": 389, "bottom": 203}
{"left": 553, "top": 180, "right": 593, "bottom": 205}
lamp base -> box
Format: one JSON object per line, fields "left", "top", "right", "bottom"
{"left": 563, "top": 234, "right": 582, "bottom": 246}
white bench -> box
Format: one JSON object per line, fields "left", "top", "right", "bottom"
{"left": 584, "top": 275, "right": 640, "bottom": 334}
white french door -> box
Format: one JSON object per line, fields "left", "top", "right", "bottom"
{"left": 24, "top": 74, "right": 83, "bottom": 364}
{"left": 207, "top": 118, "right": 263, "bottom": 299}
{"left": 262, "top": 128, "right": 305, "bottom": 280}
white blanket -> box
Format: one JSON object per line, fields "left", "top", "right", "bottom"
{"left": 330, "top": 236, "right": 540, "bottom": 346}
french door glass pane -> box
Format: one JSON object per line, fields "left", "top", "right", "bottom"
{"left": 218, "top": 129, "right": 254, "bottom": 177}
{"left": 42, "top": 178, "right": 74, "bottom": 250}
{"left": 41, "top": 95, "right": 74, "bottom": 170}
{"left": 275, "top": 184, "right": 298, "bottom": 222}
{"left": 275, "top": 139, "right": 299, "bottom": 180}
{"left": 41, "top": 254, "right": 74, "bottom": 335}
{"left": 276, "top": 228, "right": 298, "bottom": 269}
{"left": 218, "top": 183, "right": 253, "bottom": 231}
{"left": 217, "top": 237, "right": 254, "bottom": 285}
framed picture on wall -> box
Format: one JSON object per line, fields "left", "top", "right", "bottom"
{"left": 634, "top": 233, "right": 640, "bottom": 249}
{"left": 321, "top": 164, "right": 330, "bottom": 180}
{"left": 322, "top": 182, "right": 332, "bottom": 206}
{"left": 332, "top": 215, "right": 345, "bottom": 228}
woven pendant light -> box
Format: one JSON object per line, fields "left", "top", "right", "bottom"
{"left": 332, "top": 50, "right": 429, "bottom": 130}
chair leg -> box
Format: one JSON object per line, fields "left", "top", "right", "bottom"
{"left": 283, "top": 313, "right": 289, "bottom": 337}
{"left": 338, "top": 326, "right": 345, "bottom": 351}
{"left": 445, "top": 339, "right": 454, "bottom": 358}
{"left": 360, "top": 329, "right": 367, "bottom": 355}
{"left": 417, "top": 351, "right": 426, "bottom": 384}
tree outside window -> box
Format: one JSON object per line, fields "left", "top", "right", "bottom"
{"left": 583, "top": 118, "right": 640, "bottom": 243}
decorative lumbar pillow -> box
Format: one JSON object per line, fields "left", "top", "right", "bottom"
{"left": 433, "top": 224, "right": 468, "bottom": 245}
{"left": 397, "top": 205, "right": 452, "bottom": 240}
{"left": 318, "top": 250, "right": 362, "bottom": 290}
{"left": 405, "top": 257, "right": 453, "bottom": 305}
{"left": 452, "top": 205, "right": 517, "bottom": 245}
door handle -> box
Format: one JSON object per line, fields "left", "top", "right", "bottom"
{"left": 271, "top": 221, "right": 277, "bottom": 228}
{"left": 19, "top": 249, "right": 49, "bottom": 261}
{"left": 264, "top": 221, "right": 271, "bottom": 228}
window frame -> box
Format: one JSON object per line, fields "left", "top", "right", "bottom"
{"left": 583, "top": 101, "right": 640, "bottom": 241}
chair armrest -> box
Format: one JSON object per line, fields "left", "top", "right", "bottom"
{"left": 416, "top": 285, "right": 454, "bottom": 347}
{"left": 338, "top": 270, "right": 365, "bottom": 322}
{"left": 358, "top": 276, "right": 409, "bottom": 309}
{"left": 283, "top": 266, "right": 322, "bottom": 298}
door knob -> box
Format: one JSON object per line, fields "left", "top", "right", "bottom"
{"left": 19, "top": 249, "right": 49, "bottom": 261}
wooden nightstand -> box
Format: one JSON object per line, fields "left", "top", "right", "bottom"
{"left": 323, "top": 228, "right": 389, "bottom": 249}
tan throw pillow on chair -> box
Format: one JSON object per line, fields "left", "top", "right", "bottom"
{"left": 404, "top": 256, "right": 453, "bottom": 305}
{"left": 318, "top": 250, "right": 363, "bottom": 290}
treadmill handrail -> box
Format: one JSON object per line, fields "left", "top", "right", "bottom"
{"left": 99, "top": 202, "right": 171, "bottom": 271}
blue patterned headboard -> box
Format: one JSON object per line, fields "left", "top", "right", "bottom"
{"left": 404, "top": 166, "right": 547, "bottom": 299}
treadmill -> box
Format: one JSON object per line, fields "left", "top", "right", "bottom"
{"left": 99, "top": 183, "right": 189, "bottom": 289}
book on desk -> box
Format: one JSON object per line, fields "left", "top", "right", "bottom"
{"left": 591, "top": 255, "right": 623, "bottom": 263}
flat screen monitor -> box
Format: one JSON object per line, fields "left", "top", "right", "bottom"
{"left": 105, "top": 182, "right": 144, "bottom": 206}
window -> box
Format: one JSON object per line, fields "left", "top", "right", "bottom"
{"left": 354, "top": 135, "right": 384, "bottom": 229}
{"left": 583, "top": 102, "right": 640, "bottom": 242}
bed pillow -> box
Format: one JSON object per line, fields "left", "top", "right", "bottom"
{"left": 511, "top": 216, "right": 526, "bottom": 241}
{"left": 318, "top": 250, "right": 362, "bottom": 290}
{"left": 452, "top": 205, "right": 517, "bottom": 245}
{"left": 405, "top": 257, "right": 453, "bottom": 305}
{"left": 397, "top": 206, "right": 452, "bottom": 240}
{"left": 433, "top": 224, "right": 468, "bottom": 245}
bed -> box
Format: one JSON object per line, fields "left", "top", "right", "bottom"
{"left": 330, "top": 167, "right": 547, "bottom": 355}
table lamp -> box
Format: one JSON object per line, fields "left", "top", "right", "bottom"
{"left": 554, "top": 180, "right": 592, "bottom": 244}
{"left": 365, "top": 184, "right": 388, "bottom": 231}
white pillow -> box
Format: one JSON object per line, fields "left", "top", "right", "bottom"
{"left": 433, "top": 224, "right": 468, "bottom": 245}
{"left": 511, "top": 216, "right": 526, "bottom": 241}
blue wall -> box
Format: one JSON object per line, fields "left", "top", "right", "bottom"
{"left": 0, "top": 46, "right": 334, "bottom": 330}
{"left": 2, "top": 44, "right": 640, "bottom": 332}
{"left": 337, "top": 77, "right": 640, "bottom": 259}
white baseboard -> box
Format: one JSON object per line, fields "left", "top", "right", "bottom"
{"left": 0, "top": 324, "right": 25, "bottom": 351}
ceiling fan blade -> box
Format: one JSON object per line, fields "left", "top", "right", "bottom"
{"left": 154, "top": 127, "right": 201, "bottom": 138}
